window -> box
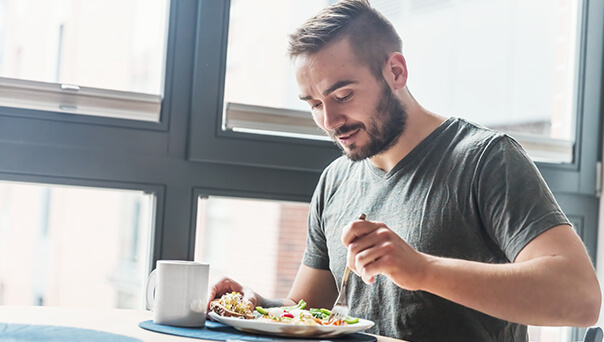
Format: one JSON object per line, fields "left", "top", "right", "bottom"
{"left": 187, "top": 0, "right": 339, "bottom": 171}
{"left": 221, "top": 0, "right": 329, "bottom": 139}
{"left": 0, "top": 181, "right": 154, "bottom": 309}
{"left": 0, "top": 0, "right": 169, "bottom": 121}
{"left": 194, "top": 196, "right": 309, "bottom": 299}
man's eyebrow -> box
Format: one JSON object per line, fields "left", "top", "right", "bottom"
{"left": 322, "top": 80, "right": 357, "bottom": 97}
{"left": 298, "top": 80, "right": 358, "bottom": 101}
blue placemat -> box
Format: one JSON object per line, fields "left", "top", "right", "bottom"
{"left": 0, "top": 322, "right": 142, "bottom": 342}
{"left": 139, "top": 320, "right": 377, "bottom": 342}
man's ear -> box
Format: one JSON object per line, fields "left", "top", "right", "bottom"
{"left": 383, "top": 52, "right": 408, "bottom": 90}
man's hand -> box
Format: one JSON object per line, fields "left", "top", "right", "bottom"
{"left": 341, "top": 217, "right": 428, "bottom": 290}
{"left": 206, "top": 277, "right": 260, "bottom": 316}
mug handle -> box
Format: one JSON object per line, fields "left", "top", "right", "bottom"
{"left": 145, "top": 268, "right": 158, "bottom": 310}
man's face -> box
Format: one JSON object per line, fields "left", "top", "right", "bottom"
{"left": 294, "top": 38, "right": 406, "bottom": 161}
{"left": 328, "top": 80, "right": 407, "bottom": 161}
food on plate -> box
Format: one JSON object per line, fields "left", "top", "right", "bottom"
{"left": 255, "top": 299, "right": 360, "bottom": 326}
{"left": 209, "top": 292, "right": 254, "bottom": 319}
{"left": 210, "top": 292, "right": 360, "bottom": 326}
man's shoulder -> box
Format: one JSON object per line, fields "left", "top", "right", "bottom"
{"left": 451, "top": 117, "right": 507, "bottom": 141}
{"left": 445, "top": 117, "right": 512, "bottom": 153}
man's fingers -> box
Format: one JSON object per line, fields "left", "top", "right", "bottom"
{"left": 347, "top": 249, "right": 359, "bottom": 276}
{"left": 361, "top": 268, "right": 376, "bottom": 284}
{"left": 206, "top": 277, "right": 244, "bottom": 311}
{"left": 341, "top": 219, "right": 385, "bottom": 246}
{"left": 346, "top": 226, "right": 390, "bottom": 274}
{"left": 353, "top": 245, "right": 384, "bottom": 285}
{"left": 241, "top": 287, "right": 258, "bottom": 310}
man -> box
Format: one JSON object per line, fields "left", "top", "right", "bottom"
{"left": 208, "top": 1, "right": 601, "bottom": 340}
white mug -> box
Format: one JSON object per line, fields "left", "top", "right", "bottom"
{"left": 146, "top": 260, "right": 210, "bottom": 327}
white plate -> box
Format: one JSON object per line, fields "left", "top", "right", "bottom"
{"left": 208, "top": 311, "right": 374, "bottom": 338}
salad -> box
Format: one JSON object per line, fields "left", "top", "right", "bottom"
{"left": 216, "top": 292, "right": 252, "bottom": 315}
{"left": 255, "top": 299, "right": 359, "bottom": 326}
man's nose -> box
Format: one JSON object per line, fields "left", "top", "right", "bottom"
{"left": 322, "top": 103, "right": 345, "bottom": 131}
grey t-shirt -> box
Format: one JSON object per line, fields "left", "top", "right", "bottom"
{"left": 302, "top": 117, "right": 570, "bottom": 342}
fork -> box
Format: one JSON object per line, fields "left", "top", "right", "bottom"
{"left": 328, "top": 214, "right": 366, "bottom": 322}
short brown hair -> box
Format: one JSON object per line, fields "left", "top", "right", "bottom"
{"left": 288, "top": 0, "right": 402, "bottom": 79}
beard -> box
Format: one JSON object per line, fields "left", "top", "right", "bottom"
{"left": 327, "top": 83, "right": 408, "bottom": 162}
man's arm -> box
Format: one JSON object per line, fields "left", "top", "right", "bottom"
{"left": 288, "top": 264, "right": 339, "bottom": 310}
{"left": 344, "top": 220, "right": 601, "bottom": 326}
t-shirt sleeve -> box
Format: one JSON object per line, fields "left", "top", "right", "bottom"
{"left": 475, "top": 136, "right": 571, "bottom": 262}
{"left": 302, "top": 169, "right": 331, "bottom": 270}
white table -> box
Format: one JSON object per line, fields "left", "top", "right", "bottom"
{"left": 0, "top": 306, "right": 406, "bottom": 342}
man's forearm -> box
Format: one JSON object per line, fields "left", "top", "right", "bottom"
{"left": 419, "top": 253, "right": 600, "bottom": 326}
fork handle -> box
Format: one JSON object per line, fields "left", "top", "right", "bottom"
{"left": 341, "top": 266, "right": 351, "bottom": 289}
{"left": 342, "top": 213, "right": 365, "bottom": 288}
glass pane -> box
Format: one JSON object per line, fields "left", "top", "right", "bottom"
{"left": 224, "top": 0, "right": 581, "bottom": 162}
{"left": 194, "top": 196, "right": 309, "bottom": 299}
{"left": 389, "top": 0, "right": 580, "bottom": 143}
{"left": 0, "top": 181, "right": 155, "bottom": 309}
{"left": 224, "top": 0, "right": 329, "bottom": 112}
{"left": 0, "top": 0, "right": 169, "bottom": 95}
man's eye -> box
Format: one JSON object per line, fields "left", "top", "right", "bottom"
{"left": 311, "top": 102, "right": 323, "bottom": 110}
{"left": 336, "top": 93, "right": 352, "bottom": 102}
